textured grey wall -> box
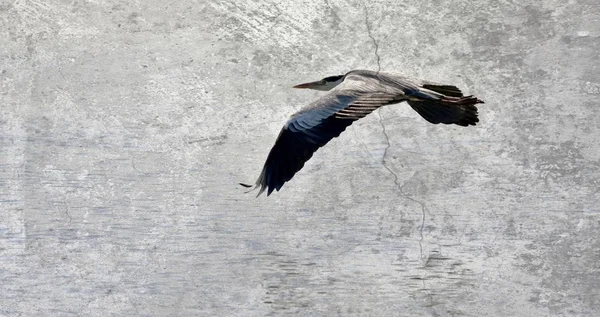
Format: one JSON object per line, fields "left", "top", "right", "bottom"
{"left": 1, "top": 0, "right": 599, "bottom": 316}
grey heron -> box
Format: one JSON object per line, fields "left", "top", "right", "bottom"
{"left": 241, "top": 70, "right": 483, "bottom": 197}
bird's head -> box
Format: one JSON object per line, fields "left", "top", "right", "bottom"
{"left": 293, "top": 75, "right": 344, "bottom": 91}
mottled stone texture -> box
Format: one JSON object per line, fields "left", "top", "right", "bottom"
{"left": 1, "top": 0, "right": 599, "bottom": 316}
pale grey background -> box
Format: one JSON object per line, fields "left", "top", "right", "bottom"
{"left": 1, "top": 0, "right": 599, "bottom": 316}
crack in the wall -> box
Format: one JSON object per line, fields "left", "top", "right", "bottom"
{"left": 63, "top": 199, "right": 72, "bottom": 224}
{"left": 377, "top": 110, "right": 428, "bottom": 260}
{"left": 421, "top": 278, "right": 438, "bottom": 317}
{"left": 363, "top": 5, "right": 381, "bottom": 73}
{"left": 131, "top": 157, "right": 141, "bottom": 173}
{"left": 378, "top": 109, "right": 436, "bottom": 313}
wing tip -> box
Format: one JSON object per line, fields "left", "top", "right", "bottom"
{"left": 240, "top": 172, "right": 272, "bottom": 198}
{"left": 239, "top": 181, "right": 266, "bottom": 198}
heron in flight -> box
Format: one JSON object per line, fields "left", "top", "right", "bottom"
{"left": 241, "top": 70, "right": 483, "bottom": 196}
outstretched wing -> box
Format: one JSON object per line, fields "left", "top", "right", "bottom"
{"left": 245, "top": 79, "right": 405, "bottom": 196}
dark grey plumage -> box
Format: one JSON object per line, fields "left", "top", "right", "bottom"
{"left": 242, "top": 70, "right": 483, "bottom": 196}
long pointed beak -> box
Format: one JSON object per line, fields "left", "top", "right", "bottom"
{"left": 293, "top": 81, "right": 322, "bottom": 89}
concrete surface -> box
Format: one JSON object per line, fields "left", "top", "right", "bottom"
{"left": 1, "top": 0, "right": 599, "bottom": 316}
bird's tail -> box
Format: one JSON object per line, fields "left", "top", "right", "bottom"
{"left": 407, "top": 95, "right": 483, "bottom": 127}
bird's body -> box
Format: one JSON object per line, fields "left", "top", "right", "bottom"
{"left": 242, "top": 70, "right": 483, "bottom": 196}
